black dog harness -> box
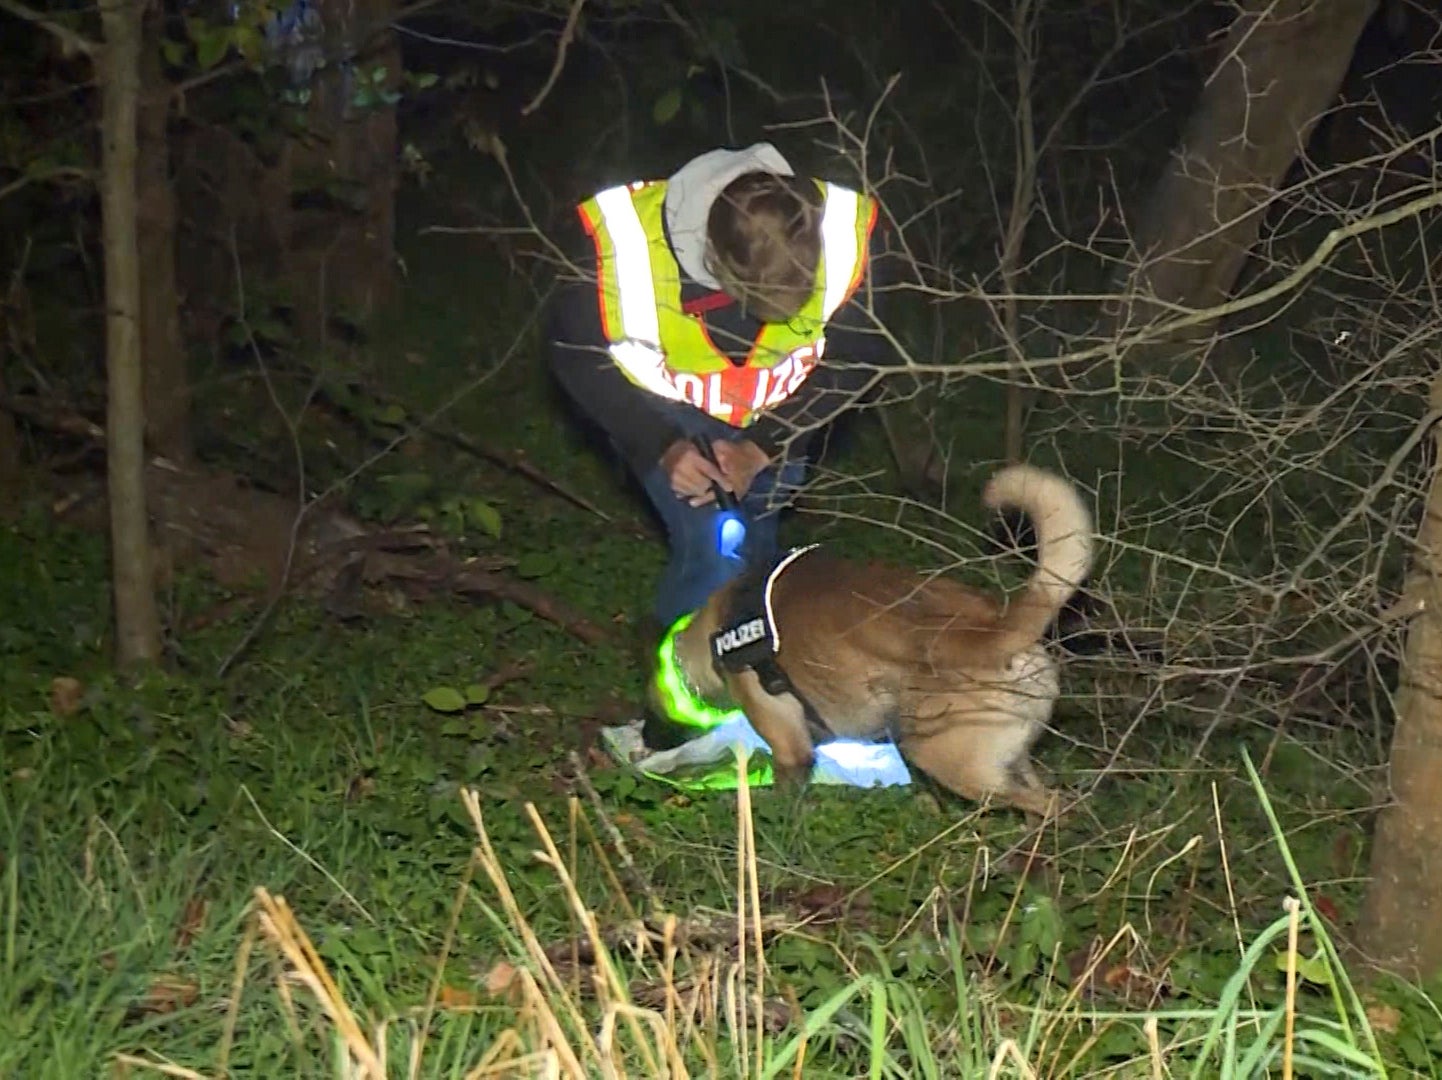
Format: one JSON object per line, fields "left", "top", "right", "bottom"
{"left": 708, "top": 545, "right": 832, "bottom": 739}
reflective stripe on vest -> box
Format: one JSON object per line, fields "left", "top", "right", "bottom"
{"left": 591, "top": 183, "right": 661, "bottom": 346}
{"left": 577, "top": 179, "right": 877, "bottom": 427}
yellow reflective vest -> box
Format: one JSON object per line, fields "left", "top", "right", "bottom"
{"left": 575, "top": 178, "right": 878, "bottom": 428}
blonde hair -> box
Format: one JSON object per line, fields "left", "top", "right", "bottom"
{"left": 704, "top": 172, "right": 824, "bottom": 323}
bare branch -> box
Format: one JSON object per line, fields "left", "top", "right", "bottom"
{"left": 0, "top": 0, "right": 96, "bottom": 58}
{"left": 0, "top": 165, "right": 93, "bottom": 203}
{"left": 520, "top": 0, "right": 586, "bottom": 117}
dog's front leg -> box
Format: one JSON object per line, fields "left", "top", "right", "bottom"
{"left": 731, "top": 669, "right": 816, "bottom": 787}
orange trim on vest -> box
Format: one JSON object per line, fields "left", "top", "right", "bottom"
{"left": 576, "top": 204, "right": 618, "bottom": 344}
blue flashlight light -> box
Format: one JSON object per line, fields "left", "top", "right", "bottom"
{"left": 693, "top": 436, "right": 748, "bottom": 561}
{"left": 716, "top": 512, "right": 746, "bottom": 560}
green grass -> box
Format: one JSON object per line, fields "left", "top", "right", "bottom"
{"left": 4, "top": 363, "right": 1441, "bottom": 1074}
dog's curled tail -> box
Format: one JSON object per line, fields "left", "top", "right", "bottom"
{"left": 981, "top": 463, "right": 1095, "bottom": 660}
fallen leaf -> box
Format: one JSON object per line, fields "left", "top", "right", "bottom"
{"left": 438, "top": 984, "right": 479, "bottom": 1009}
{"left": 346, "top": 774, "right": 377, "bottom": 802}
{"left": 174, "top": 896, "right": 209, "bottom": 951}
{"left": 586, "top": 745, "right": 613, "bottom": 770}
{"left": 49, "top": 676, "right": 85, "bottom": 717}
{"left": 1103, "top": 964, "right": 1143, "bottom": 989}
{"left": 792, "top": 884, "right": 849, "bottom": 919}
{"left": 1365, "top": 1001, "right": 1402, "bottom": 1034}
{"left": 483, "top": 959, "right": 523, "bottom": 1003}
{"left": 139, "top": 974, "right": 200, "bottom": 1015}
{"left": 1311, "top": 891, "right": 1341, "bottom": 924}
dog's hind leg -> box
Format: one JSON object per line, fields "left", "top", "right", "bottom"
{"left": 901, "top": 709, "right": 1057, "bottom": 816}
{"left": 731, "top": 670, "right": 816, "bottom": 787}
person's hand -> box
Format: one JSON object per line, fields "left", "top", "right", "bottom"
{"left": 660, "top": 439, "right": 730, "bottom": 507}
{"left": 712, "top": 439, "right": 771, "bottom": 499}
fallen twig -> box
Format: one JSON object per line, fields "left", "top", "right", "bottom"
{"left": 450, "top": 563, "right": 609, "bottom": 645}
{"left": 1, "top": 391, "right": 105, "bottom": 442}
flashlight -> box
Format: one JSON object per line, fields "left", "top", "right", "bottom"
{"left": 692, "top": 435, "right": 747, "bottom": 560}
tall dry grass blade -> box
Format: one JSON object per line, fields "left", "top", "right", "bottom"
{"left": 412, "top": 849, "right": 480, "bottom": 1079}
{"left": 462, "top": 787, "right": 598, "bottom": 1077}
{"left": 743, "top": 770, "right": 765, "bottom": 1076}
{"left": 252, "top": 887, "right": 386, "bottom": 1079}
{"left": 723, "top": 959, "right": 745, "bottom": 1078}
{"left": 1145, "top": 835, "right": 1202, "bottom": 937}
{"left": 269, "top": 948, "right": 305, "bottom": 1050}
{"left": 242, "top": 787, "right": 375, "bottom": 924}
{"left": 1282, "top": 896, "right": 1301, "bottom": 1080}
{"left": 731, "top": 748, "right": 768, "bottom": 1077}
{"left": 600, "top": 1002, "right": 690, "bottom": 1079}
{"left": 986, "top": 819, "right": 1047, "bottom": 975}
{"left": 466, "top": 1048, "right": 563, "bottom": 1080}
{"left": 1145, "top": 1015, "right": 1163, "bottom": 1080}
{"left": 789, "top": 1028, "right": 808, "bottom": 1080}
{"left": 111, "top": 1051, "right": 207, "bottom": 1078}
{"left": 522, "top": 800, "right": 663, "bottom": 1077}
{"left": 216, "top": 911, "right": 258, "bottom": 1077}
{"left": 466, "top": 1026, "right": 526, "bottom": 1077}
{"left": 1081, "top": 826, "right": 1138, "bottom": 903}
{"left": 1039, "top": 923, "right": 1143, "bottom": 1070}
{"left": 986, "top": 1037, "right": 1038, "bottom": 1079}
{"left": 1211, "top": 780, "right": 1265, "bottom": 1037}
{"left": 843, "top": 814, "right": 979, "bottom": 912}
{"left": 734, "top": 751, "right": 751, "bottom": 1076}
{"left": 373, "top": 1016, "right": 390, "bottom": 1077}
{"left": 515, "top": 963, "right": 590, "bottom": 1079}
{"left": 661, "top": 913, "right": 679, "bottom": 1037}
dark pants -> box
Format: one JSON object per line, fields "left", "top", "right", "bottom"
{"left": 635, "top": 407, "right": 807, "bottom": 628}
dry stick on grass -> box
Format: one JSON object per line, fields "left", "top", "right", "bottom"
{"left": 0, "top": 391, "right": 107, "bottom": 441}
{"left": 450, "top": 563, "right": 610, "bottom": 645}
{"left": 305, "top": 533, "right": 609, "bottom": 645}
{"left": 567, "top": 755, "right": 663, "bottom": 921}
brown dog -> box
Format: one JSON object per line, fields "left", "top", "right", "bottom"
{"left": 652, "top": 463, "right": 1095, "bottom": 815}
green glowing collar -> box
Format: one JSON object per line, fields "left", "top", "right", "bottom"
{"left": 652, "top": 611, "right": 735, "bottom": 731}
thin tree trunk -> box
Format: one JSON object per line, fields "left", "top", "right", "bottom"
{"left": 137, "top": 5, "right": 190, "bottom": 464}
{"left": 1121, "top": 0, "right": 1376, "bottom": 344}
{"left": 99, "top": 0, "right": 161, "bottom": 668}
{"left": 1356, "top": 370, "right": 1442, "bottom": 981}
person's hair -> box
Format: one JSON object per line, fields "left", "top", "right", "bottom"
{"left": 704, "top": 171, "right": 825, "bottom": 323}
